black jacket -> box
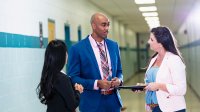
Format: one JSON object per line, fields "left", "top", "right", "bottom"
{"left": 47, "top": 72, "right": 80, "bottom": 112}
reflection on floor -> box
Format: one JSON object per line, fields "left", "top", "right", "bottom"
{"left": 120, "top": 72, "right": 200, "bottom": 112}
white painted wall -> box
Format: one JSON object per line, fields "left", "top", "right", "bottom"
{"left": 177, "top": 0, "right": 200, "bottom": 99}
{"left": 0, "top": 0, "right": 137, "bottom": 112}
{"left": 0, "top": 0, "right": 136, "bottom": 43}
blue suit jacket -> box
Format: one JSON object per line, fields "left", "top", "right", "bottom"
{"left": 68, "top": 36, "right": 123, "bottom": 112}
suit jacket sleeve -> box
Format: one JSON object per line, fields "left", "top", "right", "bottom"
{"left": 115, "top": 42, "right": 123, "bottom": 82}
{"left": 54, "top": 75, "right": 80, "bottom": 111}
{"left": 68, "top": 45, "right": 95, "bottom": 90}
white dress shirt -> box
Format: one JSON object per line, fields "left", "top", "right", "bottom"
{"left": 88, "top": 35, "right": 112, "bottom": 90}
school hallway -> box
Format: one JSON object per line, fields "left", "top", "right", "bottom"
{"left": 120, "top": 72, "right": 200, "bottom": 112}
{"left": 1, "top": 0, "right": 200, "bottom": 112}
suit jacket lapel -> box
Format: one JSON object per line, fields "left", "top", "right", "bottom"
{"left": 105, "top": 39, "right": 115, "bottom": 76}
{"left": 84, "top": 36, "right": 100, "bottom": 74}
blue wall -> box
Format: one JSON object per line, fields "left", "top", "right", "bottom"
{"left": 0, "top": 32, "right": 48, "bottom": 48}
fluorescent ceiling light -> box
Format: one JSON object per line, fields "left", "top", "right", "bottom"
{"left": 147, "top": 21, "right": 160, "bottom": 26}
{"left": 146, "top": 21, "right": 159, "bottom": 26}
{"left": 142, "top": 12, "right": 158, "bottom": 17}
{"left": 147, "top": 20, "right": 160, "bottom": 29}
{"left": 135, "top": 0, "right": 155, "bottom": 4}
{"left": 139, "top": 6, "right": 157, "bottom": 12}
{"left": 145, "top": 17, "right": 159, "bottom": 21}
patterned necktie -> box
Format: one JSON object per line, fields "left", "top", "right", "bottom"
{"left": 97, "top": 43, "right": 110, "bottom": 80}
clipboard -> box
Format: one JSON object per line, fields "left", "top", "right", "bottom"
{"left": 117, "top": 85, "right": 146, "bottom": 91}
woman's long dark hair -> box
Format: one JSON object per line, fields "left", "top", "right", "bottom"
{"left": 37, "top": 40, "right": 67, "bottom": 104}
{"left": 150, "top": 26, "right": 183, "bottom": 62}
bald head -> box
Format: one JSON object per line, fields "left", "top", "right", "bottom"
{"left": 90, "top": 13, "right": 108, "bottom": 25}
{"left": 90, "top": 12, "right": 110, "bottom": 40}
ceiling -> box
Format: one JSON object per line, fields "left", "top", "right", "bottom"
{"left": 89, "top": 0, "right": 197, "bottom": 33}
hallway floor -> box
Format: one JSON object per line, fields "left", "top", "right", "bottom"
{"left": 119, "top": 72, "right": 200, "bottom": 112}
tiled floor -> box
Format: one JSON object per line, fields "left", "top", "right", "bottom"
{"left": 120, "top": 72, "right": 200, "bottom": 112}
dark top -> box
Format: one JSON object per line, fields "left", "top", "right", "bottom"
{"left": 46, "top": 72, "right": 80, "bottom": 112}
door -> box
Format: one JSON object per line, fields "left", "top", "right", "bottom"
{"left": 64, "top": 24, "right": 71, "bottom": 72}
{"left": 64, "top": 24, "right": 71, "bottom": 47}
{"left": 78, "top": 25, "right": 82, "bottom": 41}
{"left": 48, "top": 19, "right": 55, "bottom": 43}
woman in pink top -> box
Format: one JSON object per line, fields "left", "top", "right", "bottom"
{"left": 144, "top": 26, "right": 186, "bottom": 112}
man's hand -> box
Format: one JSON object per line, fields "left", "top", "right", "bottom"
{"left": 111, "top": 77, "right": 121, "bottom": 88}
{"left": 97, "top": 80, "right": 112, "bottom": 89}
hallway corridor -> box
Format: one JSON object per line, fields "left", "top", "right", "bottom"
{"left": 120, "top": 73, "right": 200, "bottom": 112}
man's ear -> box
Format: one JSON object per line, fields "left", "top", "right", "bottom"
{"left": 92, "top": 23, "right": 96, "bottom": 29}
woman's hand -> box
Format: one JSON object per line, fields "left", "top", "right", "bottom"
{"left": 74, "top": 83, "right": 84, "bottom": 93}
{"left": 144, "top": 82, "right": 159, "bottom": 91}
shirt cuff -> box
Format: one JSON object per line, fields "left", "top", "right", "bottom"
{"left": 94, "top": 80, "right": 99, "bottom": 90}
{"left": 118, "top": 79, "right": 123, "bottom": 86}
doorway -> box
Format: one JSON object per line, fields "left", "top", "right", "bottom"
{"left": 78, "top": 25, "right": 82, "bottom": 41}
{"left": 64, "top": 24, "right": 71, "bottom": 47}
{"left": 48, "top": 19, "right": 55, "bottom": 43}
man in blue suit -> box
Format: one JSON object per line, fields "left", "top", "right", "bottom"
{"left": 68, "top": 13, "right": 123, "bottom": 112}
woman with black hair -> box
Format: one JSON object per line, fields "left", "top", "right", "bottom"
{"left": 144, "top": 26, "right": 186, "bottom": 112}
{"left": 37, "top": 40, "right": 83, "bottom": 112}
